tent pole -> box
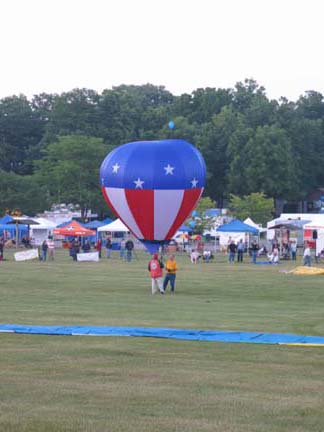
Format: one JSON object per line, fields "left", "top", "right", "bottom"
{"left": 16, "top": 221, "right": 18, "bottom": 249}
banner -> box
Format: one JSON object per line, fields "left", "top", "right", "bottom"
{"left": 14, "top": 249, "right": 39, "bottom": 261}
{"left": 77, "top": 252, "right": 99, "bottom": 262}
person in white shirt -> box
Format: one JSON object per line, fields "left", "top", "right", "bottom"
{"left": 47, "top": 236, "right": 55, "bottom": 260}
{"left": 268, "top": 247, "right": 279, "bottom": 264}
{"left": 190, "top": 249, "right": 200, "bottom": 264}
{"left": 303, "top": 243, "right": 311, "bottom": 267}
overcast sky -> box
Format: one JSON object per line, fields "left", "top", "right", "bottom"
{"left": 1, "top": 0, "right": 323, "bottom": 101}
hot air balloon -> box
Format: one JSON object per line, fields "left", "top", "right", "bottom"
{"left": 100, "top": 139, "right": 206, "bottom": 253}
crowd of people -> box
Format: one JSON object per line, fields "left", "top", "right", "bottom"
{"left": 67, "top": 237, "right": 135, "bottom": 262}
{"left": 1, "top": 230, "right": 323, "bottom": 296}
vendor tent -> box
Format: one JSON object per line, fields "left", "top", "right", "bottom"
{"left": 84, "top": 220, "right": 107, "bottom": 229}
{"left": 30, "top": 218, "right": 57, "bottom": 245}
{"left": 217, "top": 220, "right": 258, "bottom": 234}
{"left": 55, "top": 220, "right": 73, "bottom": 228}
{"left": 268, "top": 219, "right": 310, "bottom": 230}
{"left": 6, "top": 217, "right": 39, "bottom": 247}
{"left": 0, "top": 215, "right": 14, "bottom": 224}
{"left": 53, "top": 221, "right": 95, "bottom": 237}
{"left": 178, "top": 224, "right": 193, "bottom": 232}
{"left": 217, "top": 219, "right": 258, "bottom": 247}
{"left": 97, "top": 218, "right": 129, "bottom": 233}
{"left": 303, "top": 222, "right": 324, "bottom": 255}
{"left": 244, "top": 217, "right": 266, "bottom": 233}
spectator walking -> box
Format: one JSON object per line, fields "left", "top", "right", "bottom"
{"left": 148, "top": 253, "right": 164, "bottom": 294}
{"left": 163, "top": 254, "right": 177, "bottom": 293}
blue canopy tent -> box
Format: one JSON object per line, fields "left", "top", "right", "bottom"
{"left": 216, "top": 220, "right": 259, "bottom": 253}
{"left": 217, "top": 219, "right": 259, "bottom": 234}
{"left": 0, "top": 215, "right": 14, "bottom": 224}
{"left": 204, "top": 208, "right": 221, "bottom": 218}
{"left": 0, "top": 222, "right": 29, "bottom": 246}
{"left": 178, "top": 224, "right": 193, "bottom": 232}
{"left": 56, "top": 220, "right": 73, "bottom": 228}
{"left": 84, "top": 220, "right": 106, "bottom": 229}
{"left": 83, "top": 220, "right": 109, "bottom": 241}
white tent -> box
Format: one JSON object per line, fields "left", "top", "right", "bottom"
{"left": 30, "top": 217, "right": 57, "bottom": 245}
{"left": 303, "top": 222, "right": 324, "bottom": 255}
{"left": 244, "top": 218, "right": 266, "bottom": 233}
{"left": 97, "top": 218, "right": 130, "bottom": 233}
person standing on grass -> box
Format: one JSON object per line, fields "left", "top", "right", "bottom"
{"left": 47, "top": 236, "right": 55, "bottom": 260}
{"left": 250, "top": 240, "right": 259, "bottom": 264}
{"left": 119, "top": 238, "right": 126, "bottom": 260}
{"left": 163, "top": 254, "right": 177, "bottom": 293}
{"left": 290, "top": 241, "right": 297, "bottom": 261}
{"left": 95, "top": 238, "right": 102, "bottom": 258}
{"left": 303, "top": 242, "right": 311, "bottom": 267}
{"left": 0, "top": 236, "right": 4, "bottom": 261}
{"left": 237, "top": 239, "right": 244, "bottom": 262}
{"left": 82, "top": 240, "right": 91, "bottom": 253}
{"left": 41, "top": 240, "right": 48, "bottom": 261}
{"left": 125, "top": 238, "right": 134, "bottom": 262}
{"left": 228, "top": 240, "right": 236, "bottom": 264}
{"left": 148, "top": 253, "right": 164, "bottom": 294}
{"left": 105, "top": 236, "right": 112, "bottom": 258}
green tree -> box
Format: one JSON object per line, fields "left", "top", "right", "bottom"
{"left": 0, "top": 95, "right": 44, "bottom": 174}
{"left": 197, "top": 106, "right": 240, "bottom": 205}
{"left": 35, "top": 135, "right": 107, "bottom": 220}
{"left": 228, "top": 192, "right": 274, "bottom": 225}
{"left": 242, "top": 125, "right": 298, "bottom": 200}
{"left": 0, "top": 170, "right": 47, "bottom": 215}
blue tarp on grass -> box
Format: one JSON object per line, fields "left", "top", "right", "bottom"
{"left": 1, "top": 324, "right": 324, "bottom": 345}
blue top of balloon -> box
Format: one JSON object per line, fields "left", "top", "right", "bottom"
{"left": 168, "top": 121, "right": 175, "bottom": 129}
{"left": 100, "top": 139, "right": 206, "bottom": 190}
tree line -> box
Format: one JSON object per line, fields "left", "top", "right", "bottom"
{"left": 1, "top": 79, "right": 324, "bottom": 220}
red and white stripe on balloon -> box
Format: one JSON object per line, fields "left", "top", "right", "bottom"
{"left": 100, "top": 139, "right": 206, "bottom": 242}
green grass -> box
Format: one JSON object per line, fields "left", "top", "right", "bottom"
{"left": 1, "top": 249, "right": 324, "bottom": 431}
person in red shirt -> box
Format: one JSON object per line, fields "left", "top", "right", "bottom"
{"left": 95, "top": 239, "right": 102, "bottom": 258}
{"left": 148, "top": 253, "right": 164, "bottom": 295}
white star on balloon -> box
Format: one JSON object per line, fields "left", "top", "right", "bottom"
{"left": 134, "top": 178, "right": 144, "bottom": 189}
{"left": 191, "top": 178, "right": 199, "bottom": 188}
{"left": 112, "top": 163, "right": 120, "bottom": 173}
{"left": 164, "top": 164, "right": 175, "bottom": 175}
{"left": 101, "top": 177, "right": 105, "bottom": 185}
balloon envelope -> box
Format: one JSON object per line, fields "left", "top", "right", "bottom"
{"left": 168, "top": 121, "right": 175, "bottom": 129}
{"left": 100, "top": 139, "right": 206, "bottom": 251}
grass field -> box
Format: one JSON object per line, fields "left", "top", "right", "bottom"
{"left": 1, "top": 249, "right": 324, "bottom": 431}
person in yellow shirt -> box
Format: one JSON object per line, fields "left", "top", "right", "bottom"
{"left": 163, "top": 254, "right": 177, "bottom": 293}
